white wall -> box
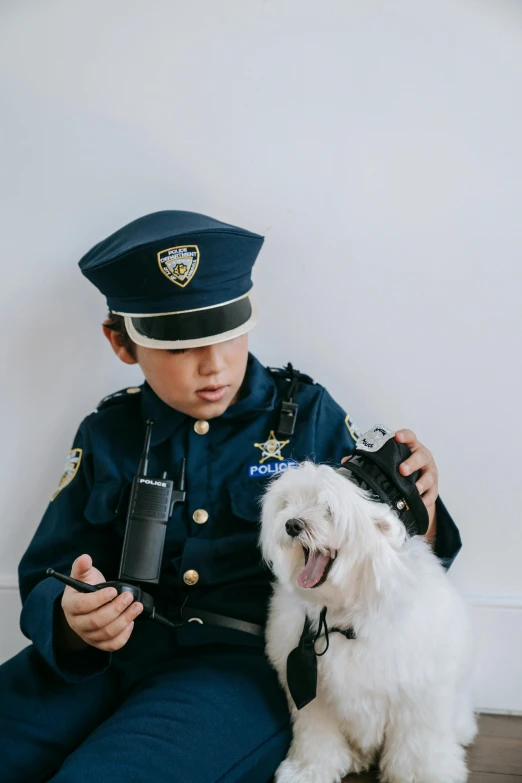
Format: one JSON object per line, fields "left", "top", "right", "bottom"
{"left": 1, "top": 0, "right": 521, "bottom": 712}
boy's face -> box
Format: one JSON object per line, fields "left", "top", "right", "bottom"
{"left": 104, "top": 325, "right": 249, "bottom": 419}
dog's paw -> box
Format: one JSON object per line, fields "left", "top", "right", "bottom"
{"left": 381, "top": 743, "right": 468, "bottom": 783}
{"left": 275, "top": 760, "right": 319, "bottom": 783}
{"left": 456, "top": 712, "right": 478, "bottom": 747}
{"left": 275, "top": 758, "right": 349, "bottom": 783}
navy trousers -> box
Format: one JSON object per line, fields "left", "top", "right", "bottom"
{"left": 0, "top": 643, "right": 291, "bottom": 783}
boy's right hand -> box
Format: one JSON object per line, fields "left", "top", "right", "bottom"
{"left": 59, "top": 554, "right": 143, "bottom": 651}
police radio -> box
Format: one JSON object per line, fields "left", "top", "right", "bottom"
{"left": 118, "top": 419, "right": 185, "bottom": 584}
{"left": 47, "top": 419, "right": 186, "bottom": 631}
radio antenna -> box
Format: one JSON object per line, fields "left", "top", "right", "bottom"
{"left": 178, "top": 458, "right": 186, "bottom": 491}
{"left": 138, "top": 420, "right": 155, "bottom": 477}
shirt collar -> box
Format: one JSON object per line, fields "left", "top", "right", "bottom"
{"left": 140, "top": 352, "right": 277, "bottom": 445}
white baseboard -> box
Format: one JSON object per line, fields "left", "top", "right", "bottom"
{"left": 1, "top": 583, "right": 521, "bottom": 713}
{"left": 0, "top": 588, "right": 27, "bottom": 664}
{"left": 0, "top": 576, "right": 20, "bottom": 590}
{"left": 465, "top": 594, "right": 522, "bottom": 610}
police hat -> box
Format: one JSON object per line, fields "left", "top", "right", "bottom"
{"left": 337, "top": 425, "right": 430, "bottom": 536}
{"left": 79, "top": 210, "right": 263, "bottom": 349}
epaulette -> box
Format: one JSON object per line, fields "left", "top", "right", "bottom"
{"left": 95, "top": 385, "right": 142, "bottom": 412}
{"left": 267, "top": 363, "right": 315, "bottom": 386}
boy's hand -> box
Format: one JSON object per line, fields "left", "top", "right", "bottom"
{"left": 394, "top": 429, "right": 438, "bottom": 540}
{"left": 58, "top": 554, "right": 143, "bottom": 652}
{"left": 393, "top": 429, "right": 439, "bottom": 508}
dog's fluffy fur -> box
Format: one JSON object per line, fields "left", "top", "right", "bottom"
{"left": 260, "top": 461, "right": 476, "bottom": 783}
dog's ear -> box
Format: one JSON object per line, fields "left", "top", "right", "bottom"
{"left": 376, "top": 516, "right": 392, "bottom": 534}
{"left": 259, "top": 480, "right": 287, "bottom": 566}
{"left": 374, "top": 507, "right": 407, "bottom": 548}
{"left": 368, "top": 506, "right": 409, "bottom": 595}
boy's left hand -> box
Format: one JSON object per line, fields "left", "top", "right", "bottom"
{"left": 341, "top": 428, "right": 438, "bottom": 538}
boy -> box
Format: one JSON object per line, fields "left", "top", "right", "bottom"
{"left": 0, "top": 211, "right": 461, "bottom": 783}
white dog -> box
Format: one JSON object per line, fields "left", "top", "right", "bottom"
{"left": 260, "top": 460, "right": 476, "bottom": 783}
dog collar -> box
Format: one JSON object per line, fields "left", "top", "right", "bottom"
{"left": 286, "top": 607, "right": 356, "bottom": 710}
{"left": 336, "top": 424, "right": 429, "bottom": 536}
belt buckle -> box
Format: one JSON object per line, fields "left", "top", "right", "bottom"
{"left": 180, "top": 599, "right": 204, "bottom": 626}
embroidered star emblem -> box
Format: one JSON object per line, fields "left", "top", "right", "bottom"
{"left": 254, "top": 430, "right": 290, "bottom": 463}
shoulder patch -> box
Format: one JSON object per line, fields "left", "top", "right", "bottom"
{"left": 345, "top": 414, "right": 361, "bottom": 442}
{"left": 96, "top": 386, "right": 142, "bottom": 412}
{"left": 51, "top": 448, "right": 82, "bottom": 501}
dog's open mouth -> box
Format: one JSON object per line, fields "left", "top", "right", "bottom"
{"left": 298, "top": 546, "right": 335, "bottom": 589}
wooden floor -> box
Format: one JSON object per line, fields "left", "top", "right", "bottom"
{"left": 342, "top": 714, "right": 522, "bottom": 782}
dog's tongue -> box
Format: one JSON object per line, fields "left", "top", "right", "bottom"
{"left": 298, "top": 551, "right": 331, "bottom": 588}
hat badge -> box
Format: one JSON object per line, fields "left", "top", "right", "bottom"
{"left": 356, "top": 425, "right": 395, "bottom": 452}
{"left": 157, "top": 245, "right": 200, "bottom": 288}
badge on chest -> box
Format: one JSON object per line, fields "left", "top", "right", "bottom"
{"left": 248, "top": 430, "right": 298, "bottom": 478}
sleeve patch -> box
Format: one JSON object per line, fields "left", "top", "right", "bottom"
{"left": 51, "top": 448, "right": 82, "bottom": 501}
{"left": 344, "top": 415, "right": 360, "bottom": 442}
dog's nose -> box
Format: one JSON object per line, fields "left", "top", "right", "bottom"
{"left": 285, "top": 518, "right": 305, "bottom": 537}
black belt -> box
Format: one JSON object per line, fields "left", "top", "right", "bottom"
{"left": 162, "top": 601, "right": 264, "bottom": 637}
{"left": 181, "top": 606, "right": 264, "bottom": 637}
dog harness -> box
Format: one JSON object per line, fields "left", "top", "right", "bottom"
{"left": 287, "top": 607, "right": 356, "bottom": 710}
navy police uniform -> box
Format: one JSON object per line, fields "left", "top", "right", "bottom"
{"left": 0, "top": 212, "right": 461, "bottom": 783}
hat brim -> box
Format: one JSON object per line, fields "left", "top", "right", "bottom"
{"left": 119, "top": 293, "right": 258, "bottom": 350}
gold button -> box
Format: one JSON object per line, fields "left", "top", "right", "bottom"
{"left": 192, "top": 508, "right": 209, "bottom": 525}
{"left": 183, "top": 569, "right": 199, "bottom": 586}
{"left": 126, "top": 387, "right": 141, "bottom": 394}
{"left": 194, "top": 419, "right": 209, "bottom": 435}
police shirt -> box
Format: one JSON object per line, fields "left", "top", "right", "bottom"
{"left": 18, "top": 353, "right": 462, "bottom": 683}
